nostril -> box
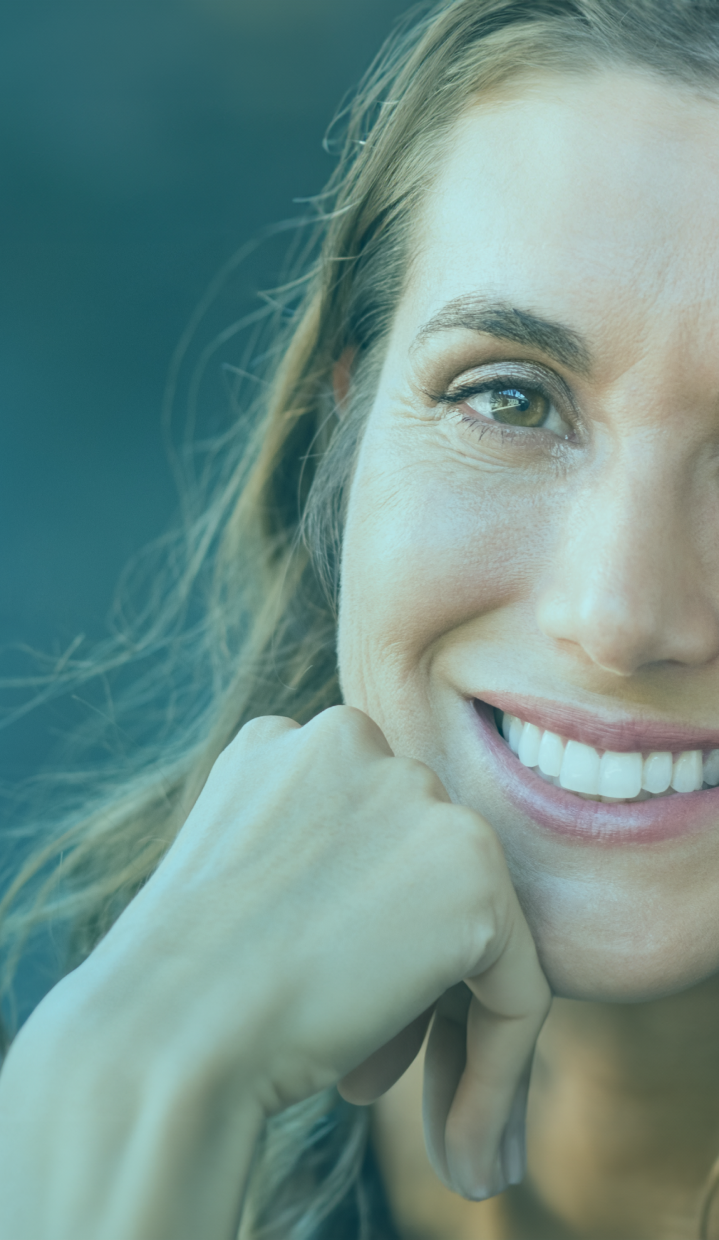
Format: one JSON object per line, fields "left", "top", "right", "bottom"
{"left": 537, "top": 575, "right": 719, "bottom": 675}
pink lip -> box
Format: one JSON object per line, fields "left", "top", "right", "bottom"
{"left": 472, "top": 699, "right": 719, "bottom": 845}
{"left": 478, "top": 690, "right": 719, "bottom": 754}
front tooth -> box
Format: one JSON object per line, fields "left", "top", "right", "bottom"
{"left": 559, "top": 739, "right": 600, "bottom": 794}
{"left": 508, "top": 716, "right": 524, "bottom": 755}
{"left": 703, "top": 749, "right": 719, "bottom": 786}
{"left": 671, "top": 750, "right": 703, "bottom": 793}
{"left": 517, "top": 722, "right": 542, "bottom": 768}
{"left": 599, "top": 751, "right": 642, "bottom": 799}
{"left": 538, "top": 731, "right": 565, "bottom": 777}
{"left": 642, "top": 751, "right": 672, "bottom": 794}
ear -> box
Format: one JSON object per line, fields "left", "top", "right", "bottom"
{"left": 332, "top": 347, "right": 356, "bottom": 416}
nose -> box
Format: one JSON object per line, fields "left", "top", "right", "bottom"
{"left": 534, "top": 454, "right": 719, "bottom": 676}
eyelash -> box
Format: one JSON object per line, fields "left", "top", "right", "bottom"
{"left": 430, "top": 372, "right": 575, "bottom": 443}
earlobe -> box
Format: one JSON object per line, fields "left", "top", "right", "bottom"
{"left": 333, "top": 347, "right": 356, "bottom": 416}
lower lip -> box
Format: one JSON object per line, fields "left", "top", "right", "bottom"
{"left": 472, "top": 699, "right": 719, "bottom": 845}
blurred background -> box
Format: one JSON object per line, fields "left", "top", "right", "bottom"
{"left": 1, "top": 0, "right": 416, "bottom": 778}
{"left": 0, "top": 0, "right": 415, "bottom": 1014}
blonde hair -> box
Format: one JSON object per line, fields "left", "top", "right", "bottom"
{"left": 5, "top": 1, "right": 719, "bottom": 1236}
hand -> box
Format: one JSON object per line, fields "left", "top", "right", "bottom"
{"left": 122, "top": 705, "right": 551, "bottom": 1200}
{"left": 2, "top": 705, "right": 550, "bottom": 1240}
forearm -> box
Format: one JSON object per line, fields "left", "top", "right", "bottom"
{"left": 0, "top": 977, "right": 266, "bottom": 1240}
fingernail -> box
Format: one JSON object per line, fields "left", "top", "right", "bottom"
{"left": 500, "top": 1121, "right": 526, "bottom": 1185}
{"left": 499, "top": 1079, "right": 529, "bottom": 1185}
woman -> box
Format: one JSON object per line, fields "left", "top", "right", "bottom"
{"left": 3, "top": 0, "right": 719, "bottom": 1235}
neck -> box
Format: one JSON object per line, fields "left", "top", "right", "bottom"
{"left": 527, "top": 980, "right": 719, "bottom": 1238}
{"left": 372, "top": 977, "right": 719, "bottom": 1240}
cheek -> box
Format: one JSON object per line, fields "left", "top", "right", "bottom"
{"left": 337, "top": 448, "right": 549, "bottom": 720}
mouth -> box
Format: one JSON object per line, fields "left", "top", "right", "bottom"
{"left": 472, "top": 697, "right": 719, "bottom": 844}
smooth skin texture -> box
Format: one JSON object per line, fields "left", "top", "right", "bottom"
{"left": 338, "top": 71, "right": 719, "bottom": 1238}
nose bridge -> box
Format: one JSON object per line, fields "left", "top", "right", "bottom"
{"left": 535, "top": 442, "right": 719, "bottom": 675}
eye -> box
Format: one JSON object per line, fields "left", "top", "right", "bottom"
{"left": 464, "top": 383, "right": 571, "bottom": 435}
{"left": 429, "top": 363, "right": 578, "bottom": 442}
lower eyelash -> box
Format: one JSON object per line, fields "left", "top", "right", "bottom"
{"left": 425, "top": 372, "right": 577, "bottom": 441}
{"left": 458, "top": 412, "right": 496, "bottom": 436}
{"left": 457, "top": 412, "right": 527, "bottom": 445}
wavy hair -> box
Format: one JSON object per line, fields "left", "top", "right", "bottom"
{"left": 4, "top": 1, "right": 719, "bottom": 1236}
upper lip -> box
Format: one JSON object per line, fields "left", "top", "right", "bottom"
{"left": 477, "top": 691, "right": 719, "bottom": 754}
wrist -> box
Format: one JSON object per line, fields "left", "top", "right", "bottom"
{"left": 0, "top": 971, "right": 268, "bottom": 1240}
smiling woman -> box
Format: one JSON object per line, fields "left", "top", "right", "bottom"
{"left": 4, "top": 2, "right": 719, "bottom": 1239}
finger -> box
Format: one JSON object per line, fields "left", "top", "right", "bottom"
{"left": 303, "top": 705, "right": 395, "bottom": 757}
{"left": 422, "top": 984, "right": 471, "bottom": 1185}
{"left": 211, "top": 715, "right": 301, "bottom": 775}
{"left": 424, "top": 906, "right": 551, "bottom": 1200}
{"left": 338, "top": 1005, "right": 435, "bottom": 1105}
{"left": 442, "top": 993, "right": 537, "bottom": 1197}
{"left": 235, "top": 714, "right": 302, "bottom": 746}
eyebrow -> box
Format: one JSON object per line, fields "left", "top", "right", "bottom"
{"left": 414, "top": 295, "right": 593, "bottom": 376}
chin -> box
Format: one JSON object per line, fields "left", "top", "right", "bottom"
{"left": 521, "top": 890, "right": 719, "bottom": 1004}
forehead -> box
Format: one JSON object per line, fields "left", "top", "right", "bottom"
{"left": 405, "top": 69, "right": 719, "bottom": 370}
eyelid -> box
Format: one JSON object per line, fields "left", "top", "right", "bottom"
{"left": 426, "top": 359, "right": 579, "bottom": 444}
{"left": 437, "top": 359, "right": 574, "bottom": 407}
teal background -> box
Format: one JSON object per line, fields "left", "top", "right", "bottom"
{"left": 0, "top": 0, "right": 415, "bottom": 1015}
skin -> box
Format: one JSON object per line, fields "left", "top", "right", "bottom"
{"left": 337, "top": 70, "right": 719, "bottom": 1238}
{"left": 3, "top": 64, "right": 719, "bottom": 1240}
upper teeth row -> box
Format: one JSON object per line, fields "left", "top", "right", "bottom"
{"left": 501, "top": 713, "right": 719, "bottom": 799}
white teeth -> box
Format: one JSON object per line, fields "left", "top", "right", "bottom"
{"left": 642, "top": 751, "right": 673, "bottom": 794}
{"left": 560, "top": 740, "right": 600, "bottom": 794}
{"left": 538, "top": 731, "right": 564, "bottom": 777}
{"left": 705, "top": 750, "right": 719, "bottom": 786}
{"left": 599, "top": 751, "right": 642, "bottom": 800}
{"left": 498, "top": 713, "right": 718, "bottom": 802}
{"left": 671, "top": 750, "right": 703, "bottom": 793}
{"left": 517, "top": 722, "right": 542, "bottom": 768}
{"left": 508, "top": 715, "right": 523, "bottom": 755}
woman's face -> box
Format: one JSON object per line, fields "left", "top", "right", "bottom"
{"left": 337, "top": 68, "right": 719, "bottom": 1002}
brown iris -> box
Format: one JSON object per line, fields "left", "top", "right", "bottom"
{"left": 487, "top": 386, "right": 549, "bottom": 426}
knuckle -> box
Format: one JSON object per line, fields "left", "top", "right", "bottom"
{"left": 306, "top": 704, "right": 355, "bottom": 734}
{"left": 423, "top": 803, "right": 508, "bottom": 914}
{"left": 453, "top": 806, "right": 505, "bottom": 870}
{"left": 237, "top": 714, "right": 299, "bottom": 745}
{"left": 392, "top": 755, "right": 447, "bottom": 800}
{"left": 209, "top": 715, "right": 298, "bottom": 779}
{"left": 307, "top": 705, "right": 392, "bottom": 752}
{"left": 205, "top": 742, "right": 236, "bottom": 783}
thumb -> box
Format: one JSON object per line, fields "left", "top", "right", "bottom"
{"left": 423, "top": 906, "right": 551, "bottom": 1199}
